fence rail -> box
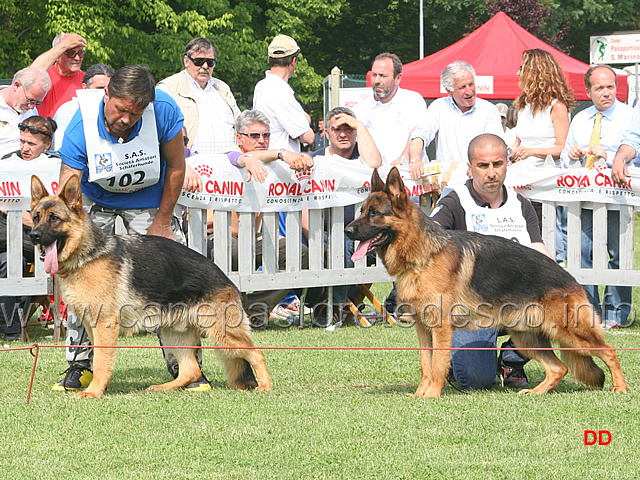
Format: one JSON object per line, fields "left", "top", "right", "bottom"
{"left": 2, "top": 201, "right": 637, "bottom": 327}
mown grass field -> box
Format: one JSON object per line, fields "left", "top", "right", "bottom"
{"left": 2, "top": 296, "right": 639, "bottom": 480}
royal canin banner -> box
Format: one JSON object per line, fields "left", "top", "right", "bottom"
{"left": 505, "top": 161, "right": 639, "bottom": 205}
{"left": 0, "top": 157, "right": 62, "bottom": 210}
{"left": 2, "top": 155, "right": 639, "bottom": 211}
{"left": 177, "top": 154, "right": 431, "bottom": 212}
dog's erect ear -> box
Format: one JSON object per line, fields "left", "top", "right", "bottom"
{"left": 385, "top": 167, "right": 408, "bottom": 209}
{"left": 31, "top": 175, "right": 50, "bottom": 210}
{"left": 59, "top": 175, "right": 83, "bottom": 211}
{"left": 371, "top": 168, "right": 385, "bottom": 192}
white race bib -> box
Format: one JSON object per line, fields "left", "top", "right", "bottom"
{"left": 79, "top": 89, "right": 161, "bottom": 193}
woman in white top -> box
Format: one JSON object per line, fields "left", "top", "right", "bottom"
{"left": 511, "top": 49, "right": 575, "bottom": 167}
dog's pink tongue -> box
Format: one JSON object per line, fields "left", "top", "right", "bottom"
{"left": 351, "top": 239, "right": 373, "bottom": 262}
{"left": 44, "top": 241, "right": 59, "bottom": 275}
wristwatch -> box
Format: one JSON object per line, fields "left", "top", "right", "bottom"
{"left": 278, "top": 148, "right": 285, "bottom": 160}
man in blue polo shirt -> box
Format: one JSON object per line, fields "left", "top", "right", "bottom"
{"left": 53, "top": 64, "right": 200, "bottom": 391}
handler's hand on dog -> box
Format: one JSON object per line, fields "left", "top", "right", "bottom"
{"left": 146, "top": 222, "right": 175, "bottom": 240}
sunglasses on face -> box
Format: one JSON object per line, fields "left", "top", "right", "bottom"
{"left": 64, "top": 50, "right": 86, "bottom": 59}
{"left": 18, "top": 122, "right": 52, "bottom": 138}
{"left": 239, "top": 132, "right": 271, "bottom": 140}
{"left": 187, "top": 55, "right": 216, "bottom": 68}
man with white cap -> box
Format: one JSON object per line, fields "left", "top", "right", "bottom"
{"left": 252, "top": 34, "right": 315, "bottom": 155}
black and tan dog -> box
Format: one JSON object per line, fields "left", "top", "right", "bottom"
{"left": 345, "top": 168, "right": 628, "bottom": 398}
{"left": 29, "top": 175, "right": 271, "bottom": 398}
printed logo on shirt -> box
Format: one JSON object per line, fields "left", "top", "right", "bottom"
{"left": 471, "top": 213, "right": 488, "bottom": 233}
{"left": 95, "top": 153, "right": 113, "bottom": 174}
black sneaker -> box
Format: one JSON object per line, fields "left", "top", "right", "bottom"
{"left": 185, "top": 374, "right": 212, "bottom": 392}
{"left": 249, "top": 317, "right": 269, "bottom": 330}
{"left": 499, "top": 365, "right": 528, "bottom": 389}
{"left": 52, "top": 365, "right": 93, "bottom": 391}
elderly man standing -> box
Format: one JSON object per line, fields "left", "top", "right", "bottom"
{"left": 31, "top": 33, "right": 87, "bottom": 118}
{"left": 54, "top": 64, "right": 190, "bottom": 391}
{"left": 158, "top": 37, "right": 240, "bottom": 154}
{"left": 566, "top": 66, "right": 635, "bottom": 328}
{"left": 0, "top": 66, "right": 50, "bottom": 156}
{"left": 421, "top": 61, "right": 503, "bottom": 165}
{"left": 354, "top": 52, "right": 427, "bottom": 180}
{"left": 253, "top": 34, "right": 315, "bottom": 153}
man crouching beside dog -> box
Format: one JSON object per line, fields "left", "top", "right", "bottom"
{"left": 430, "top": 133, "right": 549, "bottom": 390}
{"left": 44, "top": 64, "right": 270, "bottom": 396}
{"left": 346, "top": 133, "right": 627, "bottom": 397}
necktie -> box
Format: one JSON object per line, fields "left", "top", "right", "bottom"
{"left": 584, "top": 112, "right": 603, "bottom": 169}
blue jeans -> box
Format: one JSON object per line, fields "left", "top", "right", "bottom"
{"left": 581, "top": 209, "right": 632, "bottom": 325}
{"left": 451, "top": 329, "right": 498, "bottom": 390}
{"left": 450, "top": 329, "right": 529, "bottom": 390}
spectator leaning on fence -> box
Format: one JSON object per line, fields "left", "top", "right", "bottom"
{"left": 612, "top": 100, "right": 640, "bottom": 184}
{"left": 561, "top": 65, "right": 635, "bottom": 329}
{"left": 0, "top": 66, "right": 50, "bottom": 157}
{"left": 310, "top": 106, "right": 381, "bottom": 324}
{"left": 0, "top": 116, "right": 58, "bottom": 342}
{"left": 213, "top": 109, "right": 322, "bottom": 329}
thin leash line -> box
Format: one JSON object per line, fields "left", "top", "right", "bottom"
{"left": 6, "top": 343, "right": 636, "bottom": 405}
{"left": 4, "top": 344, "right": 639, "bottom": 351}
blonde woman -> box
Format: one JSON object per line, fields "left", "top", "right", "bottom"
{"left": 511, "top": 49, "right": 575, "bottom": 167}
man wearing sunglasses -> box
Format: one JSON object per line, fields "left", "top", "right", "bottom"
{"left": 31, "top": 32, "right": 87, "bottom": 118}
{"left": 159, "top": 37, "right": 240, "bottom": 155}
{"left": 0, "top": 66, "right": 51, "bottom": 157}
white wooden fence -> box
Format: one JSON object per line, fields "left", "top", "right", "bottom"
{"left": 2, "top": 201, "right": 637, "bottom": 336}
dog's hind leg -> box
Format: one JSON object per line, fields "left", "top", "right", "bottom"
{"left": 75, "top": 317, "right": 120, "bottom": 399}
{"left": 205, "top": 299, "right": 271, "bottom": 392}
{"left": 147, "top": 328, "right": 202, "bottom": 391}
{"left": 508, "top": 332, "right": 568, "bottom": 394}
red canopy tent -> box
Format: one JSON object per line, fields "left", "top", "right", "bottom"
{"left": 393, "top": 12, "right": 627, "bottom": 102}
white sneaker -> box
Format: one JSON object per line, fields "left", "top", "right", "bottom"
{"left": 282, "top": 298, "right": 312, "bottom": 316}
{"left": 269, "top": 305, "right": 298, "bottom": 324}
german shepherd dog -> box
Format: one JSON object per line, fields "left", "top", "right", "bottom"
{"left": 345, "top": 168, "right": 628, "bottom": 398}
{"left": 29, "top": 175, "right": 271, "bottom": 398}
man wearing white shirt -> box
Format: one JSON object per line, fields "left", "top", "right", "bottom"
{"left": 0, "top": 66, "right": 50, "bottom": 157}
{"left": 158, "top": 37, "right": 240, "bottom": 155}
{"left": 253, "top": 34, "right": 315, "bottom": 153}
{"left": 423, "top": 61, "right": 503, "bottom": 164}
{"left": 562, "top": 65, "right": 634, "bottom": 328}
{"left": 354, "top": 52, "right": 427, "bottom": 179}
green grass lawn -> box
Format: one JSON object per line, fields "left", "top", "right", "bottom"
{"left": 2, "top": 305, "right": 639, "bottom": 480}
{"left": 3, "top": 215, "right": 640, "bottom": 479}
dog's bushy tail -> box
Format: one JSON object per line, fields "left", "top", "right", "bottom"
{"left": 561, "top": 351, "right": 605, "bottom": 388}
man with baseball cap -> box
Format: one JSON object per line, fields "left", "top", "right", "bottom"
{"left": 253, "top": 34, "right": 315, "bottom": 154}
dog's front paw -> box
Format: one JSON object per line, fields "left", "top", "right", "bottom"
{"left": 74, "top": 390, "right": 102, "bottom": 399}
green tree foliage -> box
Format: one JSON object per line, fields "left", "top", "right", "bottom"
{"left": 1, "top": 0, "right": 638, "bottom": 112}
